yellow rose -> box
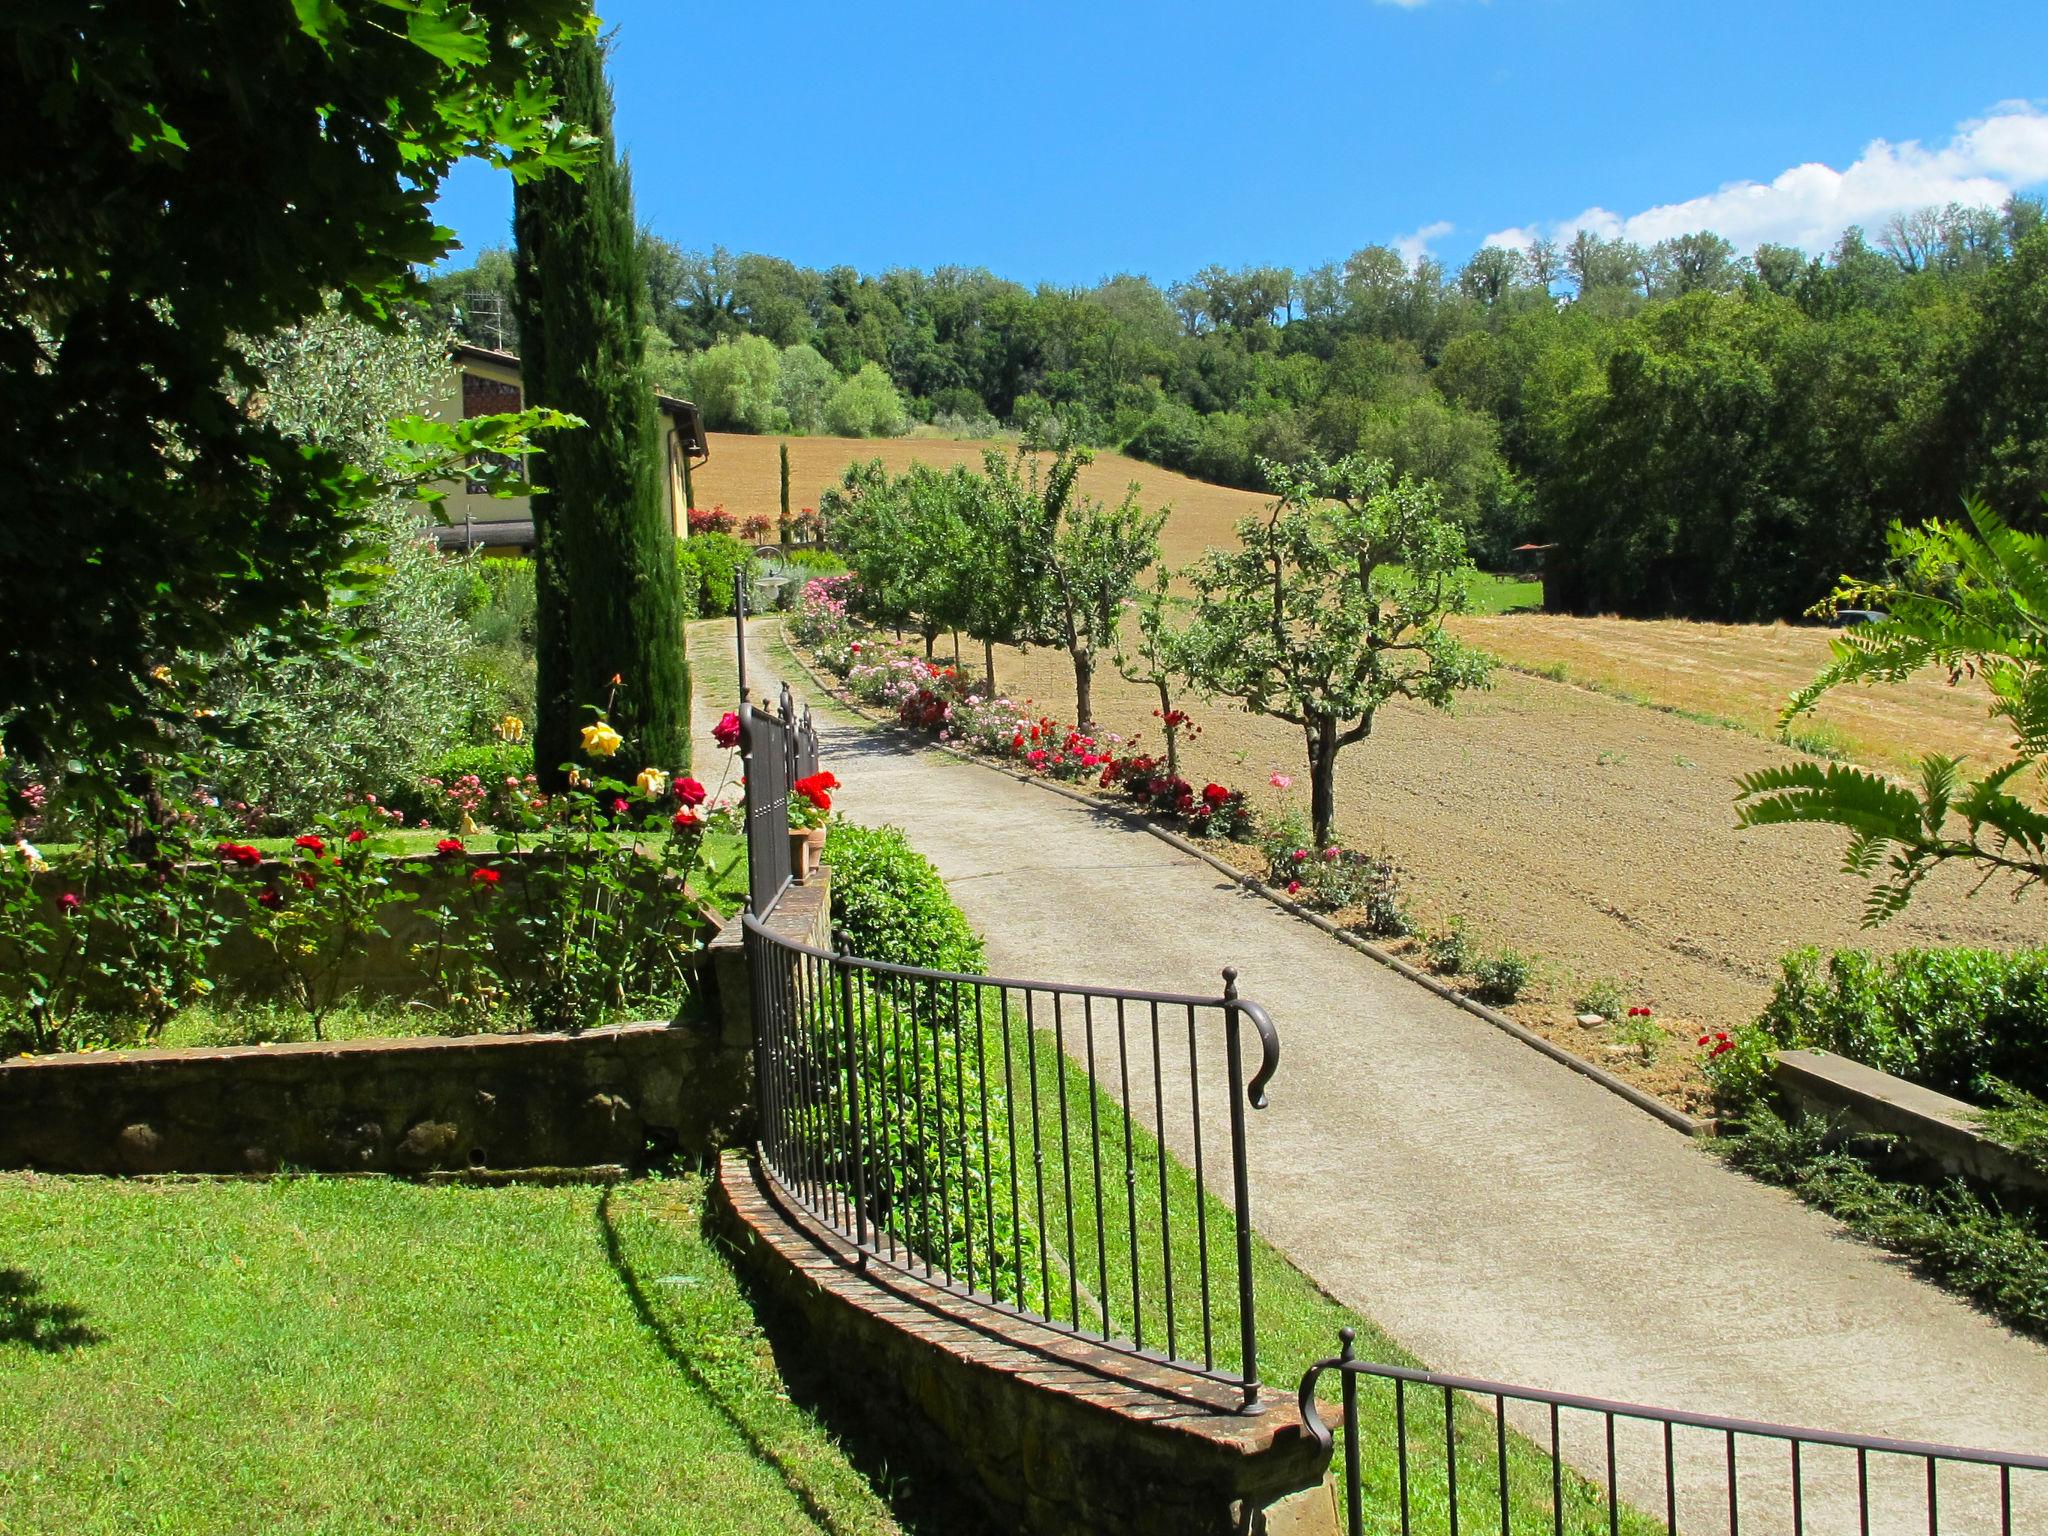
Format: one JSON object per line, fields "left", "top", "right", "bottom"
{"left": 150, "top": 665, "right": 173, "bottom": 683}
{"left": 635, "top": 767, "right": 668, "bottom": 799}
{"left": 496, "top": 713, "right": 525, "bottom": 743}
{"left": 580, "top": 721, "right": 623, "bottom": 758}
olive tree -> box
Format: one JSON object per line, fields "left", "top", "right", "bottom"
{"left": 1178, "top": 454, "right": 1493, "bottom": 849}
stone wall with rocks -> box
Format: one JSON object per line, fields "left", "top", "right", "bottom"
{"left": 0, "top": 877, "right": 831, "bottom": 1176}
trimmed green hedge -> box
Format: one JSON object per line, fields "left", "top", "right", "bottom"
{"left": 1748, "top": 945, "right": 2048, "bottom": 1103}
{"left": 678, "top": 532, "right": 759, "bottom": 618}
{"left": 824, "top": 821, "right": 984, "bottom": 975}
{"left": 813, "top": 822, "right": 1036, "bottom": 1303}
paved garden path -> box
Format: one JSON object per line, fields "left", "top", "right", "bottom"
{"left": 696, "top": 620, "right": 2048, "bottom": 1473}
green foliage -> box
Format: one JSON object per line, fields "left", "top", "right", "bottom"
{"left": 825, "top": 823, "right": 985, "bottom": 975}
{"left": 0, "top": 0, "right": 595, "bottom": 761}
{"left": 1179, "top": 452, "right": 1492, "bottom": 848}
{"left": 1740, "top": 944, "right": 2048, "bottom": 1103}
{"left": 0, "top": 786, "right": 237, "bottom": 1055}
{"left": 1471, "top": 949, "right": 1530, "bottom": 1005}
{"left": 512, "top": 32, "right": 692, "bottom": 783}
{"left": 433, "top": 203, "right": 2048, "bottom": 627}
{"left": 815, "top": 821, "right": 1038, "bottom": 1300}
{"left": 1611, "top": 1010, "right": 1666, "bottom": 1062}
{"left": 783, "top": 548, "right": 850, "bottom": 578}
{"left": 187, "top": 309, "right": 500, "bottom": 824}
{"left": 989, "top": 437, "right": 1165, "bottom": 728}
{"left": 774, "top": 343, "right": 840, "bottom": 434}
{"left": 1424, "top": 918, "right": 1473, "bottom": 974}
{"left": 1722, "top": 1105, "right": 2048, "bottom": 1337}
{"left": 824, "top": 361, "right": 909, "bottom": 437}
{"left": 687, "top": 335, "right": 785, "bottom": 432}
{"left": 431, "top": 741, "right": 536, "bottom": 791}
{"left": 1575, "top": 977, "right": 1627, "bottom": 1020}
{"left": 677, "top": 532, "right": 761, "bottom": 618}
{"left": 1979, "top": 1080, "right": 2048, "bottom": 1175}
{"left": 1737, "top": 496, "right": 2048, "bottom": 920}
{"left": 458, "top": 557, "right": 540, "bottom": 736}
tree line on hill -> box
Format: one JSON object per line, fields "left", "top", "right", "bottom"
{"left": 424, "top": 198, "right": 2048, "bottom": 623}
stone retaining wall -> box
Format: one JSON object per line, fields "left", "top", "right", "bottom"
{"left": 711, "top": 1151, "right": 1333, "bottom": 1536}
{"left": 0, "top": 876, "right": 832, "bottom": 1175}
{"left": 1774, "top": 1048, "right": 2048, "bottom": 1200}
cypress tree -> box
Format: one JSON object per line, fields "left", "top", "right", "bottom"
{"left": 511, "top": 34, "right": 691, "bottom": 784}
{"left": 779, "top": 441, "right": 792, "bottom": 542}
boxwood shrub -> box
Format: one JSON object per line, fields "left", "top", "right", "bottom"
{"left": 1746, "top": 945, "right": 2048, "bottom": 1103}
{"left": 824, "top": 821, "right": 984, "bottom": 975}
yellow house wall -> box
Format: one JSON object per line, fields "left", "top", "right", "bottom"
{"left": 428, "top": 354, "right": 690, "bottom": 537}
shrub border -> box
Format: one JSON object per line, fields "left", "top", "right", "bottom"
{"left": 770, "top": 621, "right": 1704, "bottom": 1139}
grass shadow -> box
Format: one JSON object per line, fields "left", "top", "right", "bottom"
{"left": 0, "top": 1268, "right": 100, "bottom": 1353}
{"left": 597, "top": 1184, "right": 970, "bottom": 1536}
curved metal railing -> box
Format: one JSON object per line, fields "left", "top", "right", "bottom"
{"left": 1300, "top": 1327, "right": 2048, "bottom": 1535}
{"left": 744, "top": 907, "right": 1281, "bottom": 1409}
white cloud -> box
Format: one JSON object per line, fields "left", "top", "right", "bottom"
{"left": 1393, "top": 219, "right": 1454, "bottom": 264}
{"left": 1480, "top": 101, "right": 2048, "bottom": 255}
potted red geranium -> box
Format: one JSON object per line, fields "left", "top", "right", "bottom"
{"left": 789, "top": 771, "right": 839, "bottom": 882}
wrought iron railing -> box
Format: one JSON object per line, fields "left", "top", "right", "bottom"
{"left": 734, "top": 575, "right": 820, "bottom": 918}
{"left": 1300, "top": 1327, "right": 2048, "bottom": 1535}
{"left": 744, "top": 911, "right": 1282, "bottom": 1408}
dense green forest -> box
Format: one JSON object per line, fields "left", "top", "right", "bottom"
{"left": 424, "top": 199, "right": 2048, "bottom": 621}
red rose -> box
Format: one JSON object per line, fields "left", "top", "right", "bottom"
{"left": 471, "top": 867, "right": 501, "bottom": 886}
{"left": 435, "top": 837, "right": 464, "bottom": 857}
{"left": 674, "top": 776, "right": 707, "bottom": 808}
{"left": 713, "top": 711, "right": 742, "bottom": 749}
{"left": 57, "top": 891, "right": 81, "bottom": 914}
{"left": 295, "top": 867, "right": 318, "bottom": 889}
{"left": 294, "top": 834, "right": 325, "bottom": 855}
{"left": 672, "top": 807, "right": 704, "bottom": 831}
{"left": 1202, "top": 783, "right": 1230, "bottom": 806}
{"left": 346, "top": 828, "right": 367, "bottom": 844}
{"left": 257, "top": 886, "right": 283, "bottom": 909}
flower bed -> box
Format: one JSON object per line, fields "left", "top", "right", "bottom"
{"left": 789, "top": 575, "right": 1398, "bottom": 896}
{"left": 2, "top": 712, "right": 749, "bottom": 1058}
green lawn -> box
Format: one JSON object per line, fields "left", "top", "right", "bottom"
{"left": 0, "top": 1174, "right": 899, "bottom": 1536}
{"left": 1463, "top": 571, "right": 1543, "bottom": 614}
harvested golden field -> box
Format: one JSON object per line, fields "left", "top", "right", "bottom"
{"left": 693, "top": 431, "right": 1271, "bottom": 569}
{"left": 1454, "top": 613, "right": 2016, "bottom": 779}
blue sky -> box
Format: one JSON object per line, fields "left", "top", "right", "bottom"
{"left": 430, "top": 0, "right": 2048, "bottom": 285}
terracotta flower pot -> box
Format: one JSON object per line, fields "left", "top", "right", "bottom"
{"left": 790, "top": 825, "right": 827, "bottom": 883}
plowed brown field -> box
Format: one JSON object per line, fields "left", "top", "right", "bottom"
{"left": 878, "top": 635, "right": 2048, "bottom": 1114}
